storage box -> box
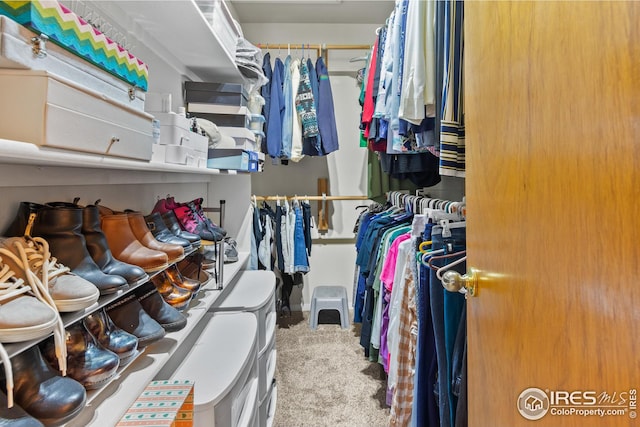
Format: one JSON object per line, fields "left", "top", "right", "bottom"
{"left": 0, "top": 1, "right": 149, "bottom": 90}
{"left": 0, "top": 16, "right": 145, "bottom": 110}
{"left": 0, "top": 69, "right": 154, "bottom": 161}
{"left": 218, "top": 126, "right": 257, "bottom": 151}
{"left": 190, "top": 110, "right": 250, "bottom": 128}
{"left": 207, "top": 148, "right": 249, "bottom": 171}
{"left": 185, "top": 81, "right": 248, "bottom": 106}
{"left": 116, "top": 379, "right": 194, "bottom": 427}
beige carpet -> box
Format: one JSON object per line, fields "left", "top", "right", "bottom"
{"left": 273, "top": 311, "right": 390, "bottom": 427}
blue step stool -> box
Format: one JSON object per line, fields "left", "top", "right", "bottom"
{"left": 309, "top": 285, "right": 350, "bottom": 330}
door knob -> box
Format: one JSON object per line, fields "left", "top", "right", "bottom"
{"left": 441, "top": 268, "right": 478, "bottom": 297}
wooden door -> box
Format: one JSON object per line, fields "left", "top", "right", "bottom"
{"left": 465, "top": 2, "right": 640, "bottom": 426}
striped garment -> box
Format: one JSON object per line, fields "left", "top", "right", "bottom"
{"left": 440, "top": 0, "right": 465, "bottom": 177}
{"left": 296, "top": 60, "right": 319, "bottom": 138}
{"left": 389, "top": 246, "right": 418, "bottom": 426}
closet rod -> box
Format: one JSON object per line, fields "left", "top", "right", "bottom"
{"left": 258, "top": 43, "right": 370, "bottom": 67}
{"left": 258, "top": 43, "right": 370, "bottom": 51}
{"left": 253, "top": 195, "right": 369, "bottom": 202}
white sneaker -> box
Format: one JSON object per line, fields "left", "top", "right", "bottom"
{"left": 0, "top": 237, "right": 100, "bottom": 312}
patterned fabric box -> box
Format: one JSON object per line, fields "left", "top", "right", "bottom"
{"left": 0, "top": 0, "right": 149, "bottom": 90}
{"left": 117, "top": 380, "right": 194, "bottom": 427}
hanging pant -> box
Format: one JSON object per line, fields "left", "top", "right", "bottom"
{"left": 430, "top": 227, "right": 466, "bottom": 427}
{"left": 412, "top": 223, "right": 440, "bottom": 427}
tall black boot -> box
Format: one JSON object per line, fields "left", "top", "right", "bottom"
{"left": 3, "top": 202, "right": 45, "bottom": 237}
{"left": 82, "top": 204, "right": 149, "bottom": 286}
{"left": 27, "top": 203, "right": 127, "bottom": 295}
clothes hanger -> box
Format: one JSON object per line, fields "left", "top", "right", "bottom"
{"left": 430, "top": 253, "right": 467, "bottom": 282}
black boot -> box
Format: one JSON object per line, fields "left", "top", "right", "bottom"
{"left": 0, "top": 390, "right": 44, "bottom": 427}
{"left": 83, "top": 308, "right": 139, "bottom": 366}
{"left": 144, "top": 212, "right": 193, "bottom": 251}
{"left": 3, "top": 202, "right": 45, "bottom": 237}
{"left": 161, "top": 210, "right": 201, "bottom": 247}
{"left": 82, "top": 204, "right": 149, "bottom": 286}
{"left": 135, "top": 282, "right": 187, "bottom": 332}
{"left": 106, "top": 293, "right": 166, "bottom": 348}
{"left": 29, "top": 203, "right": 128, "bottom": 295}
{"left": 42, "top": 324, "right": 120, "bottom": 390}
{"left": 9, "top": 346, "right": 86, "bottom": 427}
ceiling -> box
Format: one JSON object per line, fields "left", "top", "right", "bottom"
{"left": 227, "top": 0, "right": 394, "bottom": 24}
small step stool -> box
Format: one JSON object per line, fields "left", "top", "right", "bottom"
{"left": 309, "top": 285, "right": 350, "bottom": 330}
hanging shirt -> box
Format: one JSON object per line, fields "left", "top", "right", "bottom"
{"left": 281, "top": 55, "right": 294, "bottom": 159}
{"left": 361, "top": 37, "right": 379, "bottom": 139}
{"left": 290, "top": 58, "right": 304, "bottom": 162}
{"left": 261, "top": 52, "right": 272, "bottom": 152}
{"left": 303, "top": 57, "right": 323, "bottom": 155}
{"left": 440, "top": 0, "right": 465, "bottom": 177}
{"left": 375, "top": 11, "right": 395, "bottom": 119}
{"left": 267, "top": 58, "right": 284, "bottom": 158}
{"left": 399, "top": 0, "right": 436, "bottom": 123}
{"left": 296, "top": 60, "right": 319, "bottom": 139}
{"left": 315, "top": 57, "right": 339, "bottom": 154}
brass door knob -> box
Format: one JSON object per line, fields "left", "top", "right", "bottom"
{"left": 441, "top": 268, "right": 478, "bottom": 297}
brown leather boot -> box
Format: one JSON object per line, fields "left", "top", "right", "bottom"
{"left": 100, "top": 212, "right": 168, "bottom": 273}
{"left": 127, "top": 212, "right": 184, "bottom": 264}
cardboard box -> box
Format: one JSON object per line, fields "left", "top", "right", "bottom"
{"left": 117, "top": 380, "right": 194, "bottom": 427}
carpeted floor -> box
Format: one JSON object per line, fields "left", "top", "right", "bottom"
{"left": 273, "top": 310, "right": 390, "bottom": 427}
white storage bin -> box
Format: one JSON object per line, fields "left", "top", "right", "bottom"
{"left": 169, "top": 312, "right": 258, "bottom": 427}
{"left": 212, "top": 270, "right": 276, "bottom": 351}
{"left": 0, "top": 69, "right": 154, "bottom": 161}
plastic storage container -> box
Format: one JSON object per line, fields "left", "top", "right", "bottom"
{"left": 168, "top": 312, "right": 259, "bottom": 427}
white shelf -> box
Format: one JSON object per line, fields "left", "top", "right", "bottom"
{"left": 67, "top": 252, "right": 250, "bottom": 427}
{"left": 112, "top": 0, "right": 243, "bottom": 83}
{"left": 0, "top": 138, "right": 246, "bottom": 177}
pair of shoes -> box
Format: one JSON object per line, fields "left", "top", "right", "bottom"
{"left": 152, "top": 196, "right": 226, "bottom": 242}
{"left": 83, "top": 308, "right": 139, "bottom": 365}
{"left": 41, "top": 322, "right": 120, "bottom": 390}
{"left": 223, "top": 237, "right": 239, "bottom": 263}
{"left": 160, "top": 210, "right": 201, "bottom": 248}
{"left": 134, "top": 282, "right": 187, "bottom": 332}
{"left": 97, "top": 204, "right": 184, "bottom": 273}
{"left": 150, "top": 268, "right": 195, "bottom": 311}
{"left": 105, "top": 293, "right": 166, "bottom": 348}
{"left": 0, "top": 236, "right": 99, "bottom": 313}
{"left": 177, "top": 252, "right": 212, "bottom": 285}
{"left": 144, "top": 212, "right": 194, "bottom": 252}
{"left": 4, "top": 202, "right": 134, "bottom": 295}
{"left": 6, "top": 346, "right": 86, "bottom": 426}
{"left": 0, "top": 257, "right": 66, "bottom": 410}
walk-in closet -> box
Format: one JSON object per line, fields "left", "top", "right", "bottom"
{"left": 0, "top": 1, "right": 636, "bottom": 427}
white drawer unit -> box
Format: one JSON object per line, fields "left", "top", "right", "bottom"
{"left": 0, "top": 69, "right": 154, "bottom": 161}
{"left": 168, "top": 312, "right": 259, "bottom": 427}
{"left": 259, "top": 381, "right": 277, "bottom": 427}
{"left": 257, "top": 332, "right": 276, "bottom": 401}
{"left": 212, "top": 270, "right": 277, "bottom": 351}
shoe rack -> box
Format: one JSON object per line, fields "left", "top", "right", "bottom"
{"left": 0, "top": 1, "right": 258, "bottom": 425}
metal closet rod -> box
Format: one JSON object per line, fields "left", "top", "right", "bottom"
{"left": 253, "top": 195, "right": 370, "bottom": 201}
